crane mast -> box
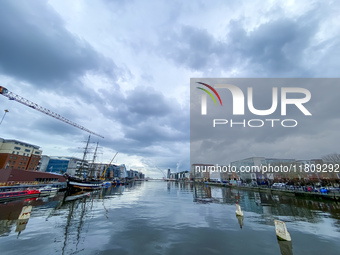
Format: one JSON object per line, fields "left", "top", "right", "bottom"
{"left": 0, "top": 86, "right": 104, "bottom": 138}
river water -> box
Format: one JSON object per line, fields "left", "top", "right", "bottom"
{"left": 0, "top": 181, "right": 339, "bottom": 255}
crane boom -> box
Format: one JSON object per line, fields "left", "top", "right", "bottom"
{"left": 0, "top": 86, "right": 104, "bottom": 138}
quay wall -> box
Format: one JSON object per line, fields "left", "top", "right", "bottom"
{"left": 204, "top": 181, "right": 340, "bottom": 201}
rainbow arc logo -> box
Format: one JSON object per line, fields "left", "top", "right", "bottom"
{"left": 196, "top": 82, "right": 222, "bottom": 106}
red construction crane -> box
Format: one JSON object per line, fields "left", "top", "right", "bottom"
{"left": 0, "top": 86, "right": 104, "bottom": 138}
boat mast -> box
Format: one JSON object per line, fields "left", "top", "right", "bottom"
{"left": 77, "top": 135, "right": 91, "bottom": 179}
{"left": 89, "top": 142, "right": 99, "bottom": 179}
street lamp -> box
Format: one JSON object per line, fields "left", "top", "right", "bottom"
{"left": 0, "top": 109, "right": 9, "bottom": 125}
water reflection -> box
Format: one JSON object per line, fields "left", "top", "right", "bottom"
{"left": 278, "top": 240, "right": 293, "bottom": 255}
{"left": 190, "top": 183, "right": 340, "bottom": 223}
{"left": 236, "top": 215, "right": 244, "bottom": 229}
{"left": 0, "top": 182, "right": 339, "bottom": 255}
{"left": 0, "top": 193, "right": 65, "bottom": 237}
{"left": 188, "top": 182, "right": 340, "bottom": 255}
{"left": 15, "top": 205, "right": 32, "bottom": 236}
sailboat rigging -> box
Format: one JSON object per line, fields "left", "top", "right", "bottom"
{"left": 66, "top": 136, "right": 103, "bottom": 191}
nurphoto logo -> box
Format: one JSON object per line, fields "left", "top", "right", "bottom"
{"left": 196, "top": 81, "right": 312, "bottom": 128}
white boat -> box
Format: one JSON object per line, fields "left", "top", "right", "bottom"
{"left": 236, "top": 203, "right": 244, "bottom": 216}
{"left": 274, "top": 220, "right": 291, "bottom": 241}
{"left": 39, "top": 185, "right": 58, "bottom": 196}
{"left": 68, "top": 180, "right": 102, "bottom": 190}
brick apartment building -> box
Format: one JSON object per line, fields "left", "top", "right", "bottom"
{"left": 0, "top": 138, "right": 42, "bottom": 171}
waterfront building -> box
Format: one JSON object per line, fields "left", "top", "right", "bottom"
{"left": 126, "top": 169, "right": 143, "bottom": 180}
{"left": 46, "top": 157, "right": 71, "bottom": 174}
{"left": 91, "top": 164, "right": 144, "bottom": 180}
{"left": 210, "top": 170, "right": 221, "bottom": 182}
{"left": 0, "top": 138, "right": 42, "bottom": 171}
{"left": 139, "top": 172, "right": 145, "bottom": 179}
{"left": 132, "top": 170, "right": 139, "bottom": 179}
{"left": 231, "top": 157, "right": 267, "bottom": 181}
{"left": 169, "top": 172, "right": 176, "bottom": 179}
{"left": 120, "top": 164, "right": 128, "bottom": 179}
{"left": 127, "top": 170, "right": 133, "bottom": 179}
{"left": 38, "top": 155, "right": 50, "bottom": 172}
{"left": 220, "top": 166, "right": 231, "bottom": 182}
{"left": 110, "top": 164, "right": 122, "bottom": 179}
{"left": 39, "top": 156, "right": 88, "bottom": 176}
{"left": 130, "top": 170, "right": 138, "bottom": 179}
{"left": 192, "top": 157, "right": 336, "bottom": 183}
{"left": 190, "top": 164, "right": 213, "bottom": 182}
{"left": 229, "top": 157, "right": 338, "bottom": 182}
{"left": 179, "top": 171, "right": 190, "bottom": 180}
{"left": 103, "top": 164, "right": 128, "bottom": 180}
{"left": 168, "top": 170, "right": 190, "bottom": 181}
{"left": 230, "top": 157, "right": 296, "bottom": 181}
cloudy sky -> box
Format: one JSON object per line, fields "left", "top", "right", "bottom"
{"left": 0, "top": 0, "right": 339, "bottom": 177}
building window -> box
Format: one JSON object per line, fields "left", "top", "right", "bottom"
{"left": 10, "top": 156, "right": 13, "bottom": 159}
{"left": 14, "top": 146, "right": 21, "bottom": 150}
{"left": 35, "top": 151, "right": 40, "bottom": 154}
{"left": 14, "top": 156, "right": 17, "bottom": 159}
{"left": 17, "top": 152, "right": 19, "bottom": 155}
{"left": 12, "top": 151, "right": 15, "bottom": 154}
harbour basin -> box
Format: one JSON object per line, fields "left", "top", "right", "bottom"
{"left": 0, "top": 181, "right": 339, "bottom": 255}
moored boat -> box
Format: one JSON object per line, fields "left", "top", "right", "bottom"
{"left": 67, "top": 177, "right": 102, "bottom": 190}
{"left": 38, "top": 185, "right": 58, "bottom": 196}
{"left": 65, "top": 135, "right": 103, "bottom": 191}
{"left": 102, "top": 181, "right": 111, "bottom": 186}
{"left": 0, "top": 189, "right": 41, "bottom": 202}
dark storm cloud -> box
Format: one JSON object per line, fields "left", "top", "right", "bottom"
{"left": 225, "top": 17, "right": 319, "bottom": 77}
{"left": 109, "top": 86, "right": 172, "bottom": 121}
{"left": 157, "top": 4, "right": 339, "bottom": 77}
{"left": 0, "top": 1, "right": 117, "bottom": 89}
{"left": 125, "top": 86, "right": 173, "bottom": 119}
{"left": 29, "top": 117, "right": 81, "bottom": 137}
{"left": 99, "top": 85, "right": 189, "bottom": 156}
{"left": 160, "top": 26, "right": 217, "bottom": 70}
